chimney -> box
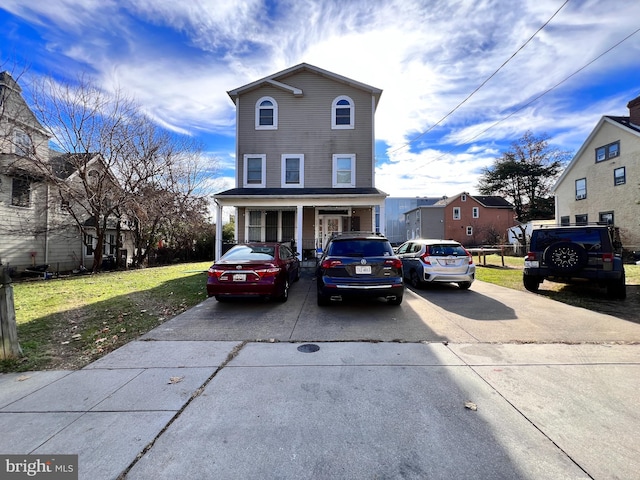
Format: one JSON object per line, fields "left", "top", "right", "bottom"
{"left": 628, "top": 95, "right": 640, "bottom": 126}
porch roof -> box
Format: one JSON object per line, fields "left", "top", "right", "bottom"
{"left": 213, "top": 187, "right": 388, "bottom": 207}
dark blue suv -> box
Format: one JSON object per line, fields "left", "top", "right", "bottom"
{"left": 316, "top": 232, "right": 404, "bottom": 306}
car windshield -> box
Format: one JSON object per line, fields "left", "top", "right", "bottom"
{"left": 329, "top": 240, "right": 393, "bottom": 257}
{"left": 532, "top": 229, "right": 604, "bottom": 252}
{"left": 427, "top": 244, "right": 467, "bottom": 256}
{"left": 222, "top": 245, "right": 275, "bottom": 261}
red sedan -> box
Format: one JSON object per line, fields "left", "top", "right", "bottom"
{"left": 207, "top": 243, "right": 300, "bottom": 302}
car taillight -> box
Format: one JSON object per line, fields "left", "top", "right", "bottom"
{"left": 255, "top": 266, "right": 281, "bottom": 277}
{"left": 525, "top": 252, "right": 536, "bottom": 261}
{"left": 208, "top": 267, "right": 224, "bottom": 278}
{"left": 464, "top": 249, "right": 474, "bottom": 265}
{"left": 385, "top": 258, "right": 403, "bottom": 269}
{"left": 419, "top": 253, "right": 431, "bottom": 265}
{"left": 602, "top": 253, "right": 614, "bottom": 263}
{"left": 321, "top": 259, "right": 343, "bottom": 269}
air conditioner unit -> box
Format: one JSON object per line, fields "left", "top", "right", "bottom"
{"left": 576, "top": 194, "right": 586, "bottom": 200}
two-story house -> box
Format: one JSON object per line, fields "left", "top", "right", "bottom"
{"left": 0, "top": 71, "right": 131, "bottom": 273}
{"left": 404, "top": 192, "right": 515, "bottom": 246}
{"left": 552, "top": 95, "right": 640, "bottom": 251}
{"left": 213, "top": 63, "right": 387, "bottom": 260}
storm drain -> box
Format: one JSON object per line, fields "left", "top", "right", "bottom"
{"left": 297, "top": 343, "right": 320, "bottom": 353}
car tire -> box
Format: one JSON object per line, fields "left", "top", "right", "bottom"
{"left": 317, "top": 291, "right": 330, "bottom": 306}
{"left": 410, "top": 270, "right": 422, "bottom": 288}
{"left": 606, "top": 273, "right": 626, "bottom": 300}
{"left": 277, "top": 279, "right": 290, "bottom": 302}
{"left": 388, "top": 295, "right": 403, "bottom": 306}
{"left": 458, "top": 281, "right": 472, "bottom": 290}
{"left": 543, "top": 241, "right": 588, "bottom": 273}
{"left": 523, "top": 274, "right": 540, "bottom": 292}
{"left": 215, "top": 295, "right": 227, "bottom": 302}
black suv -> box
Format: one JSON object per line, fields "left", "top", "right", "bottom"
{"left": 316, "top": 232, "right": 404, "bottom": 306}
{"left": 523, "top": 224, "right": 626, "bottom": 299}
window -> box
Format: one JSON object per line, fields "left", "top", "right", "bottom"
{"left": 599, "top": 212, "right": 614, "bottom": 225}
{"left": 246, "top": 210, "right": 296, "bottom": 242}
{"left": 595, "top": 141, "right": 620, "bottom": 162}
{"left": 85, "top": 234, "right": 94, "bottom": 255}
{"left": 575, "top": 214, "right": 588, "bottom": 225}
{"left": 614, "top": 167, "right": 626, "bottom": 186}
{"left": 575, "top": 178, "right": 586, "bottom": 200}
{"left": 243, "top": 154, "right": 266, "bottom": 188}
{"left": 466, "top": 226, "right": 473, "bottom": 236}
{"left": 11, "top": 177, "right": 31, "bottom": 207}
{"left": 255, "top": 97, "right": 277, "bottom": 130}
{"left": 453, "top": 207, "right": 461, "bottom": 220}
{"left": 332, "top": 154, "right": 355, "bottom": 187}
{"left": 248, "top": 211, "right": 262, "bottom": 241}
{"left": 281, "top": 154, "right": 304, "bottom": 187}
{"left": 14, "top": 129, "right": 32, "bottom": 156}
{"left": 560, "top": 216, "right": 570, "bottom": 226}
{"left": 461, "top": 194, "right": 467, "bottom": 202}
{"left": 472, "top": 207, "right": 479, "bottom": 218}
{"left": 332, "top": 95, "right": 354, "bottom": 129}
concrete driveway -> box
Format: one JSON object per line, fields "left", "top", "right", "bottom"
{"left": 2, "top": 273, "right": 639, "bottom": 479}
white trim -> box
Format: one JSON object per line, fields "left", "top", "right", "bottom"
{"left": 281, "top": 154, "right": 304, "bottom": 188}
{"left": 331, "top": 95, "right": 355, "bottom": 129}
{"left": 243, "top": 154, "right": 266, "bottom": 188}
{"left": 332, "top": 154, "right": 356, "bottom": 188}
{"left": 255, "top": 96, "right": 278, "bottom": 130}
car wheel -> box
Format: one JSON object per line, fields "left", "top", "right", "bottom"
{"left": 523, "top": 274, "right": 540, "bottom": 292}
{"left": 277, "top": 279, "right": 290, "bottom": 302}
{"left": 543, "top": 241, "right": 588, "bottom": 273}
{"left": 215, "top": 295, "right": 227, "bottom": 302}
{"left": 317, "top": 291, "right": 330, "bottom": 306}
{"left": 458, "top": 281, "right": 472, "bottom": 290}
{"left": 388, "top": 295, "right": 403, "bottom": 306}
{"left": 294, "top": 267, "right": 300, "bottom": 282}
{"left": 410, "top": 270, "right": 422, "bottom": 288}
{"left": 606, "top": 273, "right": 626, "bottom": 300}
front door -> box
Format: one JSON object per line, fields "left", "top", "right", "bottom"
{"left": 318, "top": 216, "right": 342, "bottom": 250}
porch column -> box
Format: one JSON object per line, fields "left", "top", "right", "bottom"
{"left": 296, "top": 204, "right": 303, "bottom": 261}
{"left": 215, "top": 202, "right": 223, "bottom": 261}
{"left": 377, "top": 200, "right": 386, "bottom": 235}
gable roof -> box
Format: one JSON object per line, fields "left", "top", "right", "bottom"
{"left": 0, "top": 71, "right": 49, "bottom": 136}
{"left": 432, "top": 193, "right": 513, "bottom": 208}
{"left": 552, "top": 115, "right": 640, "bottom": 192}
{"left": 227, "top": 63, "right": 383, "bottom": 106}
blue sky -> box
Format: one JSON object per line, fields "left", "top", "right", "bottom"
{"left": 2, "top": 0, "right": 640, "bottom": 198}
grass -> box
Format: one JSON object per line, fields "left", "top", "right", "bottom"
{"left": 1, "top": 262, "right": 211, "bottom": 373}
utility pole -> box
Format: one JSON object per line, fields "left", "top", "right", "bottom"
{"left": 0, "top": 267, "right": 23, "bottom": 359}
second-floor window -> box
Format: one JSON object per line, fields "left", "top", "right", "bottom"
{"left": 255, "top": 97, "right": 277, "bottom": 130}
{"left": 332, "top": 154, "right": 355, "bottom": 187}
{"left": 472, "top": 207, "right": 479, "bottom": 218}
{"left": 453, "top": 207, "right": 461, "bottom": 220}
{"left": 281, "top": 154, "right": 304, "bottom": 187}
{"left": 614, "top": 167, "right": 626, "bottom": 186}
{"left": 332, "top": 96, "right": 354, "bottom": 129}
{"left": 595, "top": 141, "right": 619, "bottom": 162}
{"left": 14, "top": 129, "right": 32, "bottom": 156}
{"left": 11, "top": 177, "right": 31, "bottom": 207}
{"left": 243, "top": 154, "right": 266, "bottom": 188}
{"left": 575, "top": 178, "right": 586, "bottom": 200}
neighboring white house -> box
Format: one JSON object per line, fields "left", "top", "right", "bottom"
{"left": 551, "top": 94, "right": 640, "bottom": 252}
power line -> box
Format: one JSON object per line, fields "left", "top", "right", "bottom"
{"left": 389, "top": 0, "right": 570, "bottom": 154}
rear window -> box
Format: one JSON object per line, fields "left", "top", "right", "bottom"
{"left": 328, "top": 239, "right": 393, "bottom": 257}
{"left": 531, "top": 229, "right": 606, "bottom": 252}
{"left": 223, "top": 245, "right": 275, "bottom": 260}
{"left": 427, "top": 244, "right": 467, "bottom": 256}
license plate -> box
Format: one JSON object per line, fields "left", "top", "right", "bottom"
{"left": 355, "top": 265, "right": 372, "bottom": 274}
{"left": 445, "top": 259, "right": 457, "bottom": 265}
{"left": 233, "top": 273, "right": 246, "bottom": 282}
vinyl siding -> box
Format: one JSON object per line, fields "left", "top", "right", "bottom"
{"left": 236, "top": 71, "right": 375, "bottom": 189}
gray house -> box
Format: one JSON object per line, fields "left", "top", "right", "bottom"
{"left": 213, "top": 63, "right": 387, "bottom": 260}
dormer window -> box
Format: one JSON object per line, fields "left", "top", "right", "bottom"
{"left": 332, "top": 95, "right": 354, "bottom": 129}
{"left": 255, "top": 97, "right": 277, "bottom": 130}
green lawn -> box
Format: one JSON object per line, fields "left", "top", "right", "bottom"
{"left": 1, "top": 262, "right": 211, "bottom": 372}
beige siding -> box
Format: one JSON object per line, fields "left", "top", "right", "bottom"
{"left": 555, "top": 121, "right": 640, "bottom": 250}
{"left": 236, "top": 71, "right": 375, "bottom": 188}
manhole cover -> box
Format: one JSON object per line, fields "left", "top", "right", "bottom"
{"left": 297, "top": 343, "right": 320, "bottom": 353}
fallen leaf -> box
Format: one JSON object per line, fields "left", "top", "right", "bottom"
{"left": 71, "top": 334, "right": 82, "bottom": 340}
{"left": 17, "top": 375, "right": 31, "bottom": 382}
{"left": 168, "top": 376, "right": 184, "bottom": 384}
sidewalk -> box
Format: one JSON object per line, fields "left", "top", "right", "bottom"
{"left": 2, "top": 338, "right": 639, "bottom": 479}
